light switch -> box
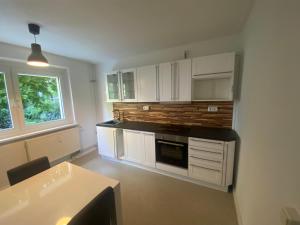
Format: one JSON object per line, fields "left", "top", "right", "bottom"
{"left": 281, "top": 207, "right": 300, "bottom": 225}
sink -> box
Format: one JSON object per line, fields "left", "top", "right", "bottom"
{"left": 102, "top": 120, "right": 121, "bottom": 126}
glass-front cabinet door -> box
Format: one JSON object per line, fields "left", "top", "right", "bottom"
{"left": 120, "top": 68, "right": 137, "bottom": 101}
{"left": 106, "top": 71, "right": 121, "bottom": 102}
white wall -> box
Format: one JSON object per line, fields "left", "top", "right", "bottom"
{"left": 0, "top": 42, "right": 97, "bottom": 150}
{"left": 234, "top": 1, "right": 300, "bottom": 225}
{"left": 96, "top": 34, "right": 243, "bottom": 122}
{"left": 113, "top": 34, "right": 242, "bottom": 69}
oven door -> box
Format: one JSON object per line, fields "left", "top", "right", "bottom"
{"left": 155, "top": 139, "right": 188, "bottom": 169}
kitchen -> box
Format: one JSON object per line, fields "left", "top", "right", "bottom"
{"left": 97, "top": 52, "right": 237, "bottom": 192}
{"left": 0, "top": 0, "right": 299, "bottom": 225}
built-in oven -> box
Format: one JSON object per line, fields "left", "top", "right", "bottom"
{"left": 155, "top": 133, "right": 188, "bottom": 169}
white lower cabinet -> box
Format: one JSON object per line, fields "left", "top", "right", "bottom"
{"left": 123, "top": 129, "right": 155, "bottom": 168}
{"left": 188, "top": 137, "right": 235, "bottom": 187}
{"left": 97, "top": 126, "right": 123, "bottom": 158}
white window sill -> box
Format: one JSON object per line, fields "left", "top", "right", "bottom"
{"left": 0, "top": 123, "right": 79, "bottom": 145}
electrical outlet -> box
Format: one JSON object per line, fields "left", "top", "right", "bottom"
{"left": 208, "top": 106, "right": 218, "bottom": 112}
{"left": 143, "top": 105, "right": 150, "bottom": 111}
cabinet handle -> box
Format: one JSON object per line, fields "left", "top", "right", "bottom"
{"left": 190, "top": 138, "right": 224, "bottom": 145}
{"left": 175, "top": 63, "right": 179, "bottom": 100}
{"left": 171, "top": 63, "right": 175, "bottom": 100}
{"left": 156, "top": 65, "right": 160, "bottom": 101}
{"left": 190, "top": 147, "right": 223, "bottom": 154}
{"left": 189, "top": 164, "right": 221, "bottom": 172}
{"left": 157, "top": 140, "right": 184, "bottom": 147}
{"left": 118, "top": 71, "right": 123, "bottom": 100}
{"left": 189, "top": 155, "right": 222, "bottom": 163}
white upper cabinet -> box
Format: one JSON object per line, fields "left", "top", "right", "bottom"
{"left": 137, "top": 65, "right": 158, "bottom": 102}
{"left": 158, "top": 62, "right": 172, "bottom": 101}
{"left": 106, "top": 71, "right": 121, "bottom": 102}
{"left": 192, "top": 52, "right": 235, "bottom": 76}
{"left": 158, "top": 59, "right": 192, "bottom": 102}
{"left": 192, "top": 53, "right": 236, "bottom": 101}
{"left": 105, "top": 52, "right": 236, "bottom": 102}
{"left": 106, "top": 68, "right": 137, "bottom": 102}
{"left": 120, "top": 68, "right": 137, "bottom": 102}
{"left": 173, "top": 59, "right": 192, "bottom": 101}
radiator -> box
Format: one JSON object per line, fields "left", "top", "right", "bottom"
{"left": 25, "top": 127, "right": 81, "bottom": 163}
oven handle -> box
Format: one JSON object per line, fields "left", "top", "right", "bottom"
{"left": 157, "top": 140, "right": 185, "bottom": 147}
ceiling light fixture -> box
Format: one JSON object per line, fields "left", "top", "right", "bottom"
{"left": 27, "top": 23, "right": 49, "bottom": 67}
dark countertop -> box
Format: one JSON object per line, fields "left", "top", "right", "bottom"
{"left": 96, "top": 121, "right": 237, "bottom": 142}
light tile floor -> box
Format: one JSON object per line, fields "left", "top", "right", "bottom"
{"left": 72, "top": 151, "right": 238, "bottom": 225}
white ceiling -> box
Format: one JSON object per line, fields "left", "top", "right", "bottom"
{"left": 0, "top": 0, "right": 253, "bottom": 64}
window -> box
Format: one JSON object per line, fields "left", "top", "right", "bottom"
{"left": 0, "top": 72, "right": 13, "bottom": 130}
{"left": 0, "top": 61, "right": 75, "bottom": 139}
{"left": 18, "top": 74, "right": 64, "bottom": 125}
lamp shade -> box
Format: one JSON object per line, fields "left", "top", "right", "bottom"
{"left": 27, "top": 43, "right": 49, "bottom": 67}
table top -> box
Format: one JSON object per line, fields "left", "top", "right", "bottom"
{"left": 0, "top": 162, "right": 119, "bottom": 225}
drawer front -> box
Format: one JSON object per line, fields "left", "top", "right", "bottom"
{"left": 189, "top": 148, "right": 223, "bottom": 161}
{"left": 189, "top": 156, "right": 222, "bottom": 170}
{"left": 189, "top": 164, "right": 222, "bottom": 185}
{"left": 189, "top": 138, "right": 224, "bottom": 151}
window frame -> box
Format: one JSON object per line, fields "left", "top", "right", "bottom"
{"left": 0, "top": 61, "right": 75, "bottom": 140}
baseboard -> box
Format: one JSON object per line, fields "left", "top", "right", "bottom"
{"left": 102, "top": 156, "right": 229, "bottom": 192}
{"left": 71, "top": 145, "right": 97, "bottom": 160}
{"left": 233, "top": 191, "right": 243, "bottom": 225}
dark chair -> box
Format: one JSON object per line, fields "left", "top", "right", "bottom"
{"left": 7, "top": 156, "right": 50, "bottom": 185}
{"left": 68, "top": 187, "right": 117, "bottom": 225}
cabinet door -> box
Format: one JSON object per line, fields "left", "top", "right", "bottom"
{"left": 137, "top": 65, "right": 158, "bottom": 102}
{"left": 158, "top": 62, "right": 172, "bottom": 101}
{"left": 97, "top": 127, "right": 116, "bottom": 158}
{"left": 120, "top": 68, "right": 137, "bottom": 102}
{"left": 143, "top": 132, "right": 156, "bottom": 168}
{"left": 174, "top": 59, "right": 191, "bottom": 101}
{"left": 106, "top": 71, "right": 121, "bottom": 102}
{"left": 192, "top": 52, "right": 235, "bottom": 76}
{"left": 123, "top": 130, "right": 143, "bottom": 163}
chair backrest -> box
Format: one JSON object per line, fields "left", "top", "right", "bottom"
{"left": 7, "top": 156, "right": 50, "bottom": 185}
{"left": 68, "top": 187, "right": 117, "bottom": 225}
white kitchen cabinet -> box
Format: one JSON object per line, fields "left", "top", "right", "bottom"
{"left": 173, "top": 59, "right": 192, "bottom": 101}
{"left": 123, "top": 129, "right": 143, "bottom": 163}
{"left": 188, "top": 137, "right": 235, "bottom": 187}
{"left": 97, "top": 126, "right": 123, "bottom": 158}
{"left": 192, "top": 53, "right": 236, "bottom": 101}
{"left": 158, "top": 59, "right": 192, "bottom": 102}
{"left": 123, "top": 129, "right": 156, "bottom": 168}
{"left": 105, "top": 68, "right": 137, "bottom": 102}
{"left": 158, "top": 62, "right": 172, "bottom": 101}
{"left": 106, "top": 71, "right": 121, "bottom": 102}
{"left": 137, "top": 65, "right": 158, "bottom": 102}
{"left": 120, "top": 68, "right": 137, "bottom": 102}
{"left": 192, "top": 52, "right": 235, "bottom": 76}
{"left": 143, "top": 132, "right": 156, "bottom": 167}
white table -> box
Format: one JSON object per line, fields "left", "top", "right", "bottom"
{"left": 0, "top": 162, "right": 123, "bottom": 225}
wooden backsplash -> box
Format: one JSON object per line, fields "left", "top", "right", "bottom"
{"left": 113, "top": 102, "right": 234, "bottom": 128}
